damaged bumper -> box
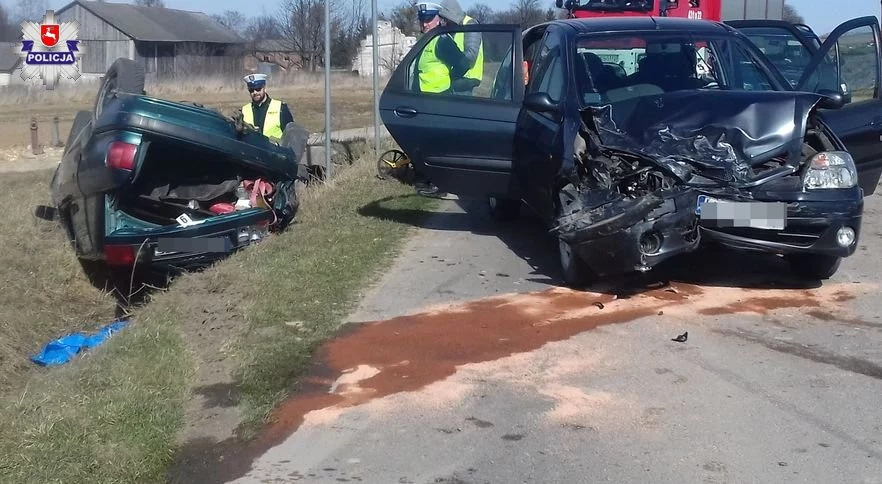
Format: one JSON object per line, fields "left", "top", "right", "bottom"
{"left": 699, "top": 193, "right": 862, "bottom": 258}
{"left": 556, "top": 188, "right": 700, "bottom": 276}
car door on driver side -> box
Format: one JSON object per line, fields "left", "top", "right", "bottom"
{"left": 730, "top": 17, "right": 882, "bottom": 195}
{"left": 378, "top": 24, "right": 525, "bottom": 200}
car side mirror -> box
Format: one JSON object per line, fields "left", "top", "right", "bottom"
{"left": 817, "top": 89, "right": 846, "bottom": 110}
{"left": 524, "top": 92, "right": 560, "bottom": 114}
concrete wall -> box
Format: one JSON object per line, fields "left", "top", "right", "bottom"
{"left": 351, "top": 21, "right": 416, "bottom": 78}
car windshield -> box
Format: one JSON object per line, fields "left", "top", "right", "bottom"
{"left": 574, "top": 32, "right": 780, "bottom": 106}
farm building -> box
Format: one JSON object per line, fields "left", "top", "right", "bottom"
{"left": 0, "top": 42, "right": 21, "bottom": 86}
{"left": 55, "top": 0, "right": 247, "bottom": 79}
{"left": 244, "top": 39, "right": 305, "bottom": 75}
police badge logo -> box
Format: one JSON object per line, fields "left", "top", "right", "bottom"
{"left": 17, "top": 10, "right": 84, "bottom": 89}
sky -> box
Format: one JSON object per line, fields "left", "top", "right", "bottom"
{"left": 26, "top": 0, "right": 882, "bottom": 36}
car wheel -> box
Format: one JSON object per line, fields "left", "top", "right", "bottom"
{"left": 94, "top": 58, "right": 146, "bottom": 120}
{"left": 557, "top": 235, "right": 594, "bottom": 288}
{"left": 785, "top": 253, "right": 842, "bottom": 280}
{"left": 488, "top": 197, "right": 520, "bottom": 222}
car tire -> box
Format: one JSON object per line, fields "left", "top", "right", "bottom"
{"left": 488, "top": 196, "right": 520, "bottom": 222}
{"left": 557, "top": 235, "right": 594, "bottom": 288}
{"left": 785, "top": 253, "right": 842, "bottom": 280}
{"left": 553, "top": 195, "right": 595, "bottom": 287}
{"left": 94, "top": 58, "right": 146, "bottom": 119}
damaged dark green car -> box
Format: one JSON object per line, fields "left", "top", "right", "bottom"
{"left": 47, "top": 58, "right": 309, "bottom": 277}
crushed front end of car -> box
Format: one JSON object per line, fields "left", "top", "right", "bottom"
{"left": 552, "top": 90, "right": 862, "bottom": 279}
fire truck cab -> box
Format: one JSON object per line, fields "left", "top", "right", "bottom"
{"left": 556, "top": 0, "right": 721, "bottom": 21}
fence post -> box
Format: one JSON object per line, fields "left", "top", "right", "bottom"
{"left": 52, "top": 116, "right": 63, "bottom": 147}
{"left": 30, "top": 117, "right": 44, "bottom": 155}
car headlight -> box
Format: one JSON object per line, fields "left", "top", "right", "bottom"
{"left": 803, "top": 151, "right": 858, "bottom": 190}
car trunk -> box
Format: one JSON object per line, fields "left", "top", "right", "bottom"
{"left": 112, "top": 140, "right": 285, "bottom": 231}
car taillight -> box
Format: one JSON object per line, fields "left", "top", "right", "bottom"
{"left": 107, "top": 141, "right": 137, "bottom": 171}
{"left": 105, "top": 245, "right": 136, "bottom": 266}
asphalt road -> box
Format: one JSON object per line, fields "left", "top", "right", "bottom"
{"left": 227, "top": 189, "right": 882, "bottom": 484}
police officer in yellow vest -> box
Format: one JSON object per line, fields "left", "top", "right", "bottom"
{"left": 415, "top": 0, "right": 484, "bottom": 96}
{"left": 241, "top": 73, "right": 294, "bottom": 141}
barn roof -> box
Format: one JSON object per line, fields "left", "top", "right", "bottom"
{"left": 57, "top": 0, "right": 245, "bottom": 44}
{"left": 0, "top": 43, "right": 21, "bottom": 72}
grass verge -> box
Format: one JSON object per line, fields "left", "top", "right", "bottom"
{"left": 0, "top": 149, "right": 440, "bottom": 483}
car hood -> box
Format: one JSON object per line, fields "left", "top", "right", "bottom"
{"left": 583, "top": 90, "right": 827, "bottom": 186}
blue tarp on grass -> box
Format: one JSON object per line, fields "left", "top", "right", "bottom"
{"left": 31, "top": 319, "right": 130, "bottom": 367}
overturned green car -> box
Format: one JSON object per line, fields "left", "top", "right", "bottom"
{"left": 48, "top": 58, "right": 308, "bottom": 275}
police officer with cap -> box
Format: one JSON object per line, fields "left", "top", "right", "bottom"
{"left": 241, "top": 73, "right": 294, "bottom": 141}
{"left": 414, "top": 0, "right": 483, "bottom": 95}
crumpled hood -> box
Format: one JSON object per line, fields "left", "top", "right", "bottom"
{"left": 585, "top": 90, "right": 827, "bottom": 185}
{"left": 439, "top": 0, "right": 466, "bottom": 24}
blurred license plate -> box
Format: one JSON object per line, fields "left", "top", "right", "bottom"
{"left": 155, "top": 237, "right": 231, "bottom": 255}
{"left": 696, "top": 196, "right": 786, "bottom": 230}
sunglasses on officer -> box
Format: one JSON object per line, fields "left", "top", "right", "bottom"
{"left": 248, "top": 85, "right": 264, "bottom": 93}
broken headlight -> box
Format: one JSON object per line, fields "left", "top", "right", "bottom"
{"left": 803, "top": 151, "right": 857, "bottom": 190}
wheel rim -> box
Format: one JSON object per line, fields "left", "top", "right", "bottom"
{"left": 377, "top": 150, "right": 405, "bottom": 179}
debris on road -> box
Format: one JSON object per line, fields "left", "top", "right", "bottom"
{"left": 671, "top": 331, "right": 688, "bottom": 343}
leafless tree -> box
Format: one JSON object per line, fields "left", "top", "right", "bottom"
{"left": 278, "top": 0, "right": 367, "bottom": 71}
{"left": 466, "top": 3, "right": 494, "bottom": 23}
{"left": 0, "top": 4, "right": 19, "bottom": 41}
{"left": 245, "top": 15, "right": 283, "bottom": 41}
{"left": 387, "top": 0, "right": 420, "bottom": 36}
{"left": 13, "top": 0, "right": 48, "bottom": 23}
{"left": 492, "top": 0, "right": 546, "bottom": 27}
{"left": 134, "top": 0, "right": 166, "bottom": 8}
{"left": 212, "top": 10, "right": 248, "bottom": 36}
{"left": 278, "top": 0, "right": 330, "bottom": 71}
{"left": 782, "top": 2, "right": 805, "bottom": 24}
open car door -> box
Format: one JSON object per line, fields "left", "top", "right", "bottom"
{"left": 379, "top": 24, "right": 525, "bottom": 199}
{"left": 729, "top": 17, "right": 882, "bottom": 196}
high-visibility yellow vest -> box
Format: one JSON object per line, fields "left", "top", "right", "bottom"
{"left": 454, "top": 15, "right": 483, "bottom": 82}
{"left": 242, "top": 98, "right": 284, "bottom": 139}
{"left": 418, "top": 36, "right": 451, "bottom": 93}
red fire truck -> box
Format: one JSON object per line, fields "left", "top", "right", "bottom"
{"left": 556, "top": 0, "right": 786, "bottom": 22}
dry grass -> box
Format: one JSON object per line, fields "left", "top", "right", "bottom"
{"left": 0, "top": 72, "right": 385, "bottom": 151}
{"left": 0, "top": 169, "right": 119, "bottom": 390}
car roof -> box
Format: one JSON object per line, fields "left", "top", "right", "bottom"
{"left": 538, "top": 16, "right": 735, "bottom": 36}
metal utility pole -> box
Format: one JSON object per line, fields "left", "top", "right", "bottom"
{"left": 371, "top": 0, "right": 380, "bottom": 157}
{"left": 324, "top": 0, "right": 332, "bottom": 179}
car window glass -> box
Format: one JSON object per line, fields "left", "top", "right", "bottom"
{"left": 529, "top": 34, "right": 564, "bottom": 103}
{"left": 828, "top": 24, "right": 878, "bottom": 103}
{"left": 574, "top": 32, "right": 778, "bottom": 107}
{"left": 737, "top": 26, "right": 814, "bottom": 88}
{"left": 404, "top": 29, "right": 517, "bottom": 100}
